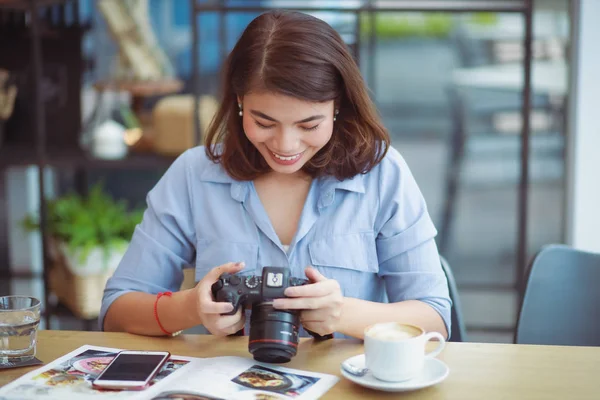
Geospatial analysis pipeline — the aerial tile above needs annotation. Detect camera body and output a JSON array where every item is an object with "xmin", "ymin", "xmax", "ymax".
[
  {"xmin": 211, "ymin": 267, "xmax": 312, "ymax": 364},
  {"xmin": 211, "ymin": 266, "xmax": 308, "ymax": 315}
]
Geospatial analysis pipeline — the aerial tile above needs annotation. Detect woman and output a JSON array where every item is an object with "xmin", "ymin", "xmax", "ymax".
[{"xmin": 101, "ymin": 10, "xmax": 451, "ymax": 340}]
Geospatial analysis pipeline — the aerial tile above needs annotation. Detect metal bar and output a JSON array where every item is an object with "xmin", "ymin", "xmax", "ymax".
[
  {"xmin": 29, "ymin": 0, "xmax": 51, "ymax": 329},
  {"xmin": 194, "ymin": 1, "xmax": 527, "ymax": 14},
  {"xmin": 0, "ymin": 171, "xmax": 10, "ymax": 283},
  {"xmin": 0, "ymin": 270, "xmax": 43, "ymax": 279},
  {"xmin": 219, "ymin": 0, "xmax": 227, "ymax": 65},
  {"xmin": 58, "ymin": 3, "xmax": 65, "ymax": 26},
  {"xmin": 191, "ymin": 0, "xmax": 201, "ymax": 146},
  {"xmin": 367, "ymin": 4, "xmax": 376, "ymax": 99},
  {"xmin": 353, "ymin": 9, "xmax": 361, "ymax": 67},
  {"xmin": 72, "ymin": 0, "xmax": 79, "ymax": 24},
  {"xmin": 42, "ymin": 5, "xmax": 50, "ymax": 25},
  {"xmin": 516, "ymin": 0, "xmax": 533, "ymax": 313}
]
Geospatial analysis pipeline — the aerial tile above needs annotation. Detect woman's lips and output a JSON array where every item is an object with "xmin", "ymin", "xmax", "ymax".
[{"xmin": 269, "ymin": 150, "xmax": 304, "ymax": 166}]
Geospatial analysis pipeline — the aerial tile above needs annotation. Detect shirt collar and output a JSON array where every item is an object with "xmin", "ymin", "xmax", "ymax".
[
  {"xmin": 199, "ymin": 161, "xmax": 250, "ymax": 202},
  {"xmin": 199, "ymin": 160, "xmax": 234, "ymax": 184},
  {"xmin": 318, "ymin": 174, "xmax": 366, "ymax": 208},
  {"xmin": 199, "ymin": 160, "xmax": 366, "ymax": 205}
]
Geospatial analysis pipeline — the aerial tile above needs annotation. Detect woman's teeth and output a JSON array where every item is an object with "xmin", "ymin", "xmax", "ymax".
[{"xmin": 272, "ymin": 152, "xmax": 301, "ymax": 161}]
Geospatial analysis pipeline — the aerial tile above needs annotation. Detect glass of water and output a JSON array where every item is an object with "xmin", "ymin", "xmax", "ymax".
[{"xmin": 0, "ymin": 296, "xmax": 41, "ymax": 364}]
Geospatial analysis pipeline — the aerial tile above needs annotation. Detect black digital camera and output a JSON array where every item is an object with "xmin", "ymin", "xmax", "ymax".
[{"xmin": 211, "ymin": 266, "xmax": 330, "ymax": 363}]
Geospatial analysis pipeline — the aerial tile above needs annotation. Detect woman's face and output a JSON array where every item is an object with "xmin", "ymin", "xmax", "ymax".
[{"xmin": 240, "ymin": 92, "xmax": 335, "ymax": 176}]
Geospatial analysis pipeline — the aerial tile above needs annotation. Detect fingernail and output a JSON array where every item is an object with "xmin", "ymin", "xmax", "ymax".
[
  {"xmin": 272, "ymin": 300, "xmax": 282, "ymax": 308},
  {"xmin": 235, "ymin": 261, "xmax": 245, "ymax": 268},
  {"xmin": 284, "ymin": 288, "xmax": 294, "ymax": 296},
  {"xmin": 226, "ymin": 304, "xmax": 234, "ymax": 311}
]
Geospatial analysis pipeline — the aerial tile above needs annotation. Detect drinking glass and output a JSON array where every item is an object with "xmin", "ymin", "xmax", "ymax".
[{"xmin": 0, "ymin": 296, "xmax": 41, "ymax": 364}]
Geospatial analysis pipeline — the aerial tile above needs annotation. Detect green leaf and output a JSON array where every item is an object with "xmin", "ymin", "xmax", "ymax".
[{"xmin": 21, "ymin": 182, "xmax": 144, "ymax": 270}]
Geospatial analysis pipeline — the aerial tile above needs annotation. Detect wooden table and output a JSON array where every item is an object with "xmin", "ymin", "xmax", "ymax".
[{"xmin": 2, "ymin": 330, "xmax": 599, "ymax": 399}]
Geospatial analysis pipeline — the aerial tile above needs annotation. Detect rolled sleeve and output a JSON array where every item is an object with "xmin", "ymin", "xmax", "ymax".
[
  {"xmin": 375, "ymin": 148, "xmax": 452, "ymax": 336},
  {"xmin": 379, "ymin": 239, "xmax": 452, "ymax": 337},
  {"xmin": 99, "ymin": 150, "xmax": 197, "ymax": 330}
]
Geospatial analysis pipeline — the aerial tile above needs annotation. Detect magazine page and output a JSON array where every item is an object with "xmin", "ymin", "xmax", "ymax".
[
  {"xmin": 0, "ymin": 345, "xmax": 193, "ymax": 400},
  {"xmin": 144, "ymin": 356, "xmax": 340, "ymax": 400},
  {"xmin": 0, "ymin": 345, "xmax": 339, "ymax": 400}
]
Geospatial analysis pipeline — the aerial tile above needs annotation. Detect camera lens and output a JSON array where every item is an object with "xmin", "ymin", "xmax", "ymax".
[{"xmin": 248, "ymin": 302, "xmax": 300, "ymax": 363}]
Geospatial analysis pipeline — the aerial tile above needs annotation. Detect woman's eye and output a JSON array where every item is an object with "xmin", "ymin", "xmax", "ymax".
[
  {"xmin": 301, "ymin": 125, "xmax": 320, "ymax": 132},
  {"xmin": 254, "ymin": 120, "xmax": 275, "ymax": 129}
]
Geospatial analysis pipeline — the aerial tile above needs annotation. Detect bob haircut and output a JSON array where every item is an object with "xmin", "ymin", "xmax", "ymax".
[{"xmin": 204, "ymin": 10, "xmax": 390, "ymax": 181}]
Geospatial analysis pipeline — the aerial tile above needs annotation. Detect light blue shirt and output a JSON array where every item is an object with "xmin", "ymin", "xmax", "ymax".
[{"xmin": 100, "ymin": 146, "xmax": 452, "ymax": 338}]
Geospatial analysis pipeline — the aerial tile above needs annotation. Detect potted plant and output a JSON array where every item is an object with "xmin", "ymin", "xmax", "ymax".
[{"xmin": 22, "ymin": 183, "xmax": 144, "ymax": 319}]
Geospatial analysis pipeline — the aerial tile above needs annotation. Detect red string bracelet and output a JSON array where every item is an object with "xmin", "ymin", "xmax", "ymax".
[{"xmin": 154, "ymin": 291, "xmax": 174, "ymax": 336}]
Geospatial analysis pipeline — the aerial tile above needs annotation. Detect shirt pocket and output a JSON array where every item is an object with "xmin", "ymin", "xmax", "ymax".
[
  {"xmin": 308, "ymin": 232, "xmax": 379, "ymax": 297},
  {"xmin": 195, "ymin": 239, "xmax": 259, "ymax": 282}
]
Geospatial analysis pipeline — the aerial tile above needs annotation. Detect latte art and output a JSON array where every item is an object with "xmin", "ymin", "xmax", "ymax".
[{"xmin": 366, "ymin": 323, "xmax": 421, "ymax": 341}]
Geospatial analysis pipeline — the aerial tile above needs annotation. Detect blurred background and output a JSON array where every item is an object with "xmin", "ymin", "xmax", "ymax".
[{"xmin": 0, "ymin": 0, "xmax": 585, "ymax": 343}]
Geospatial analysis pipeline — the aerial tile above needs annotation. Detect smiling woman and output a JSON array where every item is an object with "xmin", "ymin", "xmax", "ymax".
[
  {"xmin": 204, "ymin": 10, "xmax": 389, "ymax": 181},
  {"xmin": 241, "ymin": 92, "xmax": 334, "ymax": 173},
  {"xmin": 101, "ymin": 10, "xmax": 451, "ymax": 344}
]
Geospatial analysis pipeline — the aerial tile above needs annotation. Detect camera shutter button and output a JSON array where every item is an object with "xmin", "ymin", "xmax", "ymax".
[{"xmin": 245, "ymin": 276, "xmax": 259, "ymax": 288}]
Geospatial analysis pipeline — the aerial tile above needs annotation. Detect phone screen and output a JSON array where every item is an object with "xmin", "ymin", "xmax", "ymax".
[{"xmin": 96, "ymin": 354, "xmax": 167, "ymax": 382}]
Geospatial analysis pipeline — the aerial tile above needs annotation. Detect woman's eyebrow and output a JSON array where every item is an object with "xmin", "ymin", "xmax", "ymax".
[
  {"xmin": 295, "ymin": 115, "xmax": 325, "ymax": 124},
  {"xmin": 250, "ymin": 110, "xmax": 278, "ymax": 122},
  {"xmin": 249, "ymin": 110, "xmax": 325, "ymax": 124}
]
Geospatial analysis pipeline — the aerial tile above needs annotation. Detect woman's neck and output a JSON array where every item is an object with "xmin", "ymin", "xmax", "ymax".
[{"xmin": 256, "ymin": 170, "xmax": 312, "ymax": 186}]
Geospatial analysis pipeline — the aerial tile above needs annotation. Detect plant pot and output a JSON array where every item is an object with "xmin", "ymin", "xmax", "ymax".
[
  {"xmin": 48, "ymin": 260, "xmax": 115, "ymax": 320},
  {"xmin": 58, "ymin": 241, "xmax": 125, "ymax": 277},
  {"xmin": 47, "ymin": 238, "xmax": 126, "ymax": 319}
]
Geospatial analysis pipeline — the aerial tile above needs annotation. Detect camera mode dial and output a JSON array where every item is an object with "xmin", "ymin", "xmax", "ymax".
[{"xmin": 245, "ymin": 276, "xmax": 260, "ymax": 289}]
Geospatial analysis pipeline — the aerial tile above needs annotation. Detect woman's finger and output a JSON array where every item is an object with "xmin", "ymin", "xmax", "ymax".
[
  {"xmin": 215, "ymin": 309, "xmax": 244, "ymax": 330},
  {"xmin": 203, "ymin": 261, "xmax": 245, "ymax": 286},
  {"xmin": 272, "ymin": 295, "xmax": 324, "ymax": 310},
  {"xmin": 223, "ymin": 315, "xmax": 246, "ymax": 335},
  {"xmin": 299, "ymin": 309, "xmax": 326, "ymax": 323},
  {"xmin": 200, "ymin": 299, "xmax": 235, "ymax": 315},
  {"xmin": 284, "ymin": 279, "xmax": 337, "ymax": 298},
  {"xmin": 304, "ymin": 266, "xmax": 328, "ymax": 283}
]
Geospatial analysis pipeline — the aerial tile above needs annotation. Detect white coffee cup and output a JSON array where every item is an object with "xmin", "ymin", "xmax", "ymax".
[{"xmin": 364, "ymin": 322, "xmax": 446, "ymax": 382}]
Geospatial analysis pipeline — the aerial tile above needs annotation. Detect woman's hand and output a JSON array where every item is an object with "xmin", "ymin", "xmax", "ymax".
[
  {"xmin": 272, "ymin": 267, "xmax": 344, "ymax": 336},
  {"xmin": 191, "ymin": 261, "xmax": 246, "ymax": 337}
]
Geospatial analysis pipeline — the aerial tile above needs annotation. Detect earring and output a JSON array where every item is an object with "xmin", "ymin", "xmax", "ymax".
[
  {"xmin": 238, "ymin": 103, "xmax": 243, "ymax": 117},
  {"xmin": 333, "ymin": 109, "xmax": 339, "ymax": 121}
]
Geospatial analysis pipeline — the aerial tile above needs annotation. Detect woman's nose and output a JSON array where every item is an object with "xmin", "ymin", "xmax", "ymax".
[{"xmin": 273, "ymin": 128, "xmax": 299, "ymax": 152}]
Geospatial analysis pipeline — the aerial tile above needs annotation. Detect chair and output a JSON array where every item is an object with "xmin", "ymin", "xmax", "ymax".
[
  {"xmin": 515, "ymin": 244, "xmax": 600, "ymax": 346},
  {"xmin": 440, "ymin": 256, "xmax": 468, "ymax": 342}
]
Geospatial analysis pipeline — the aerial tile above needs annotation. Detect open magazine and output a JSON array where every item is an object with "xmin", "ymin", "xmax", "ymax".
[{"xmin": 0, "ymin": 345, "xmax": 339, "ymax": 400}]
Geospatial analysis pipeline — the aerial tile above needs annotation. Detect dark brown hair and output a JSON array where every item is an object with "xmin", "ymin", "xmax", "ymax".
[{"xmin": 204, "ymin": 10, "xmax": 390, "ymax": 181}]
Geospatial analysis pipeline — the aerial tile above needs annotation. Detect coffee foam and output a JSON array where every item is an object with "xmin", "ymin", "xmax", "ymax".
[{"xmin": 366, "ymin": 323, "xmax": 422, "ymax": 341}]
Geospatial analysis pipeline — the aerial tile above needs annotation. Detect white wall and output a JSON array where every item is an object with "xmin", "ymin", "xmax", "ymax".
[{"xmin": 565, "ymin": 0, "xmax": 600, "ymax": 252}]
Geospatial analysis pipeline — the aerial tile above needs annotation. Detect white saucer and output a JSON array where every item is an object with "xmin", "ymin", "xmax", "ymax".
[{"xmin": 340, "ymin": 354, "xmax": 449, "ymax": 392}]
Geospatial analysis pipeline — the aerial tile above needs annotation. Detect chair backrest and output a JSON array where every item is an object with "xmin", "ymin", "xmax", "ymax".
[
  {"xmin": 440, "ymin": 256, "xmax": 468, "ymax": 342},
  {"xmin": 515, "ymin": 244, "xmax": 600, "ymax": 346}
]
